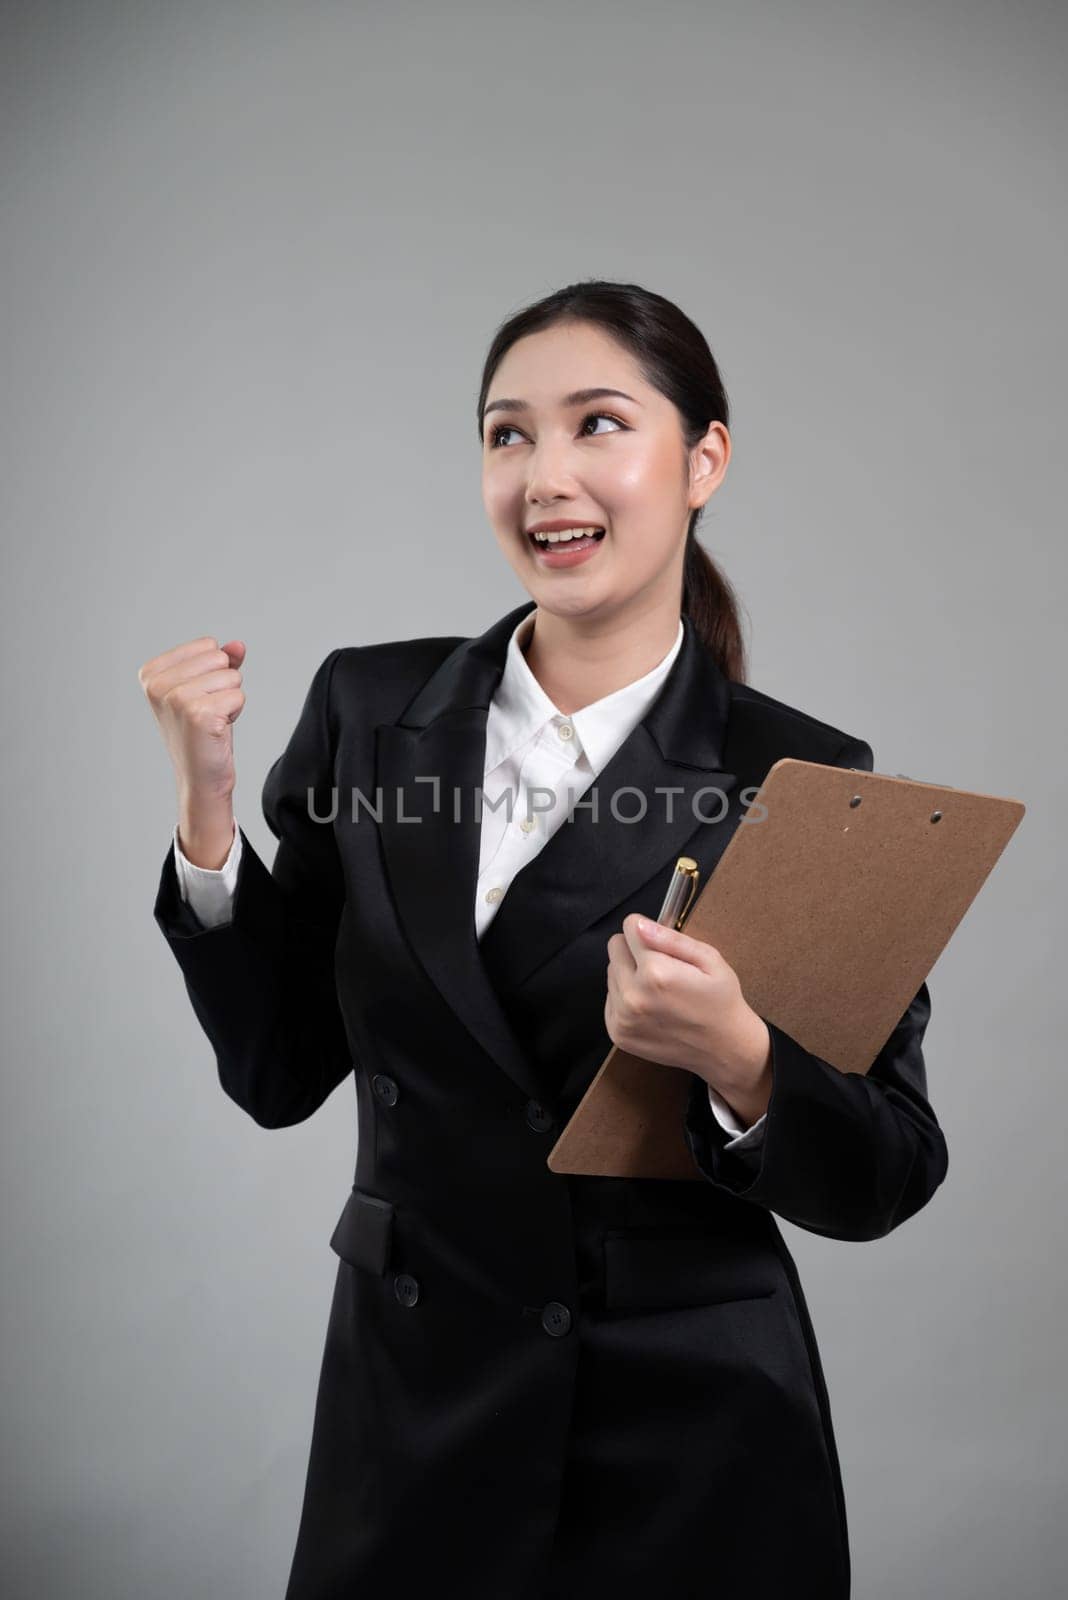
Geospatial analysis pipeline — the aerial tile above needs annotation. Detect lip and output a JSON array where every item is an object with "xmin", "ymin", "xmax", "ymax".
[
  {"xmin": 528, "ymin": 527, "xmax": 605, "ymax": 570},
  {"xmin": 525, "ymin": 518, "xmax": 605, "ymax": 534}
]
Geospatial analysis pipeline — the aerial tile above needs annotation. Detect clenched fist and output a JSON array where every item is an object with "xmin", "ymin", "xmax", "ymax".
[
  {"xmin": 138, "ymin": 635, "xmax": 246, "ymax": 798},
  {"xmin": 139, "ymin": 636, "xmax": 246, "ymax": 868}
]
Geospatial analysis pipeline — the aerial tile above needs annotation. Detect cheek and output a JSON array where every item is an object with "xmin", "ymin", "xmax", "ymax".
[
  {"xmin": 623, "ymin": 436, "xmax": 680, "ymax": 492},
  {"xmin": 603, "ymin": 440, "xmax": 681, "ymax": 516},
  {"xmin": 482, "ymin": 465, "xmax": 524, "ymax": 522}
]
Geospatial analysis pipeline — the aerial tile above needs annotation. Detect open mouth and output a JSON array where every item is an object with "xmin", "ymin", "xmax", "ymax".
[{"xmin": 527, "ymin": 527, "xmax": 606, "ymax": 549}]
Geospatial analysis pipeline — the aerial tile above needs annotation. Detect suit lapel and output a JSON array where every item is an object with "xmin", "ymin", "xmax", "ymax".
[
  {"xmin": 375, "ymin": 600, "xmax": 739, "ymax": 1105},
  {"xmin": 375, "ymin": 602, "xmax": 542, "ymax": 1102}
]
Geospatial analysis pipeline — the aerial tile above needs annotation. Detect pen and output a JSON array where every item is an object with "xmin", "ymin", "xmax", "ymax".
[{"xmin": 654, "ymin": 855, "xmax": 700, "ymax": 932}]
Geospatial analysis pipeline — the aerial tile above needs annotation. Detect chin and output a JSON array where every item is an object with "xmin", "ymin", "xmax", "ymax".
[{"xmin": 534, "ymin": 590, "xmax": 615, "ymax": 622}]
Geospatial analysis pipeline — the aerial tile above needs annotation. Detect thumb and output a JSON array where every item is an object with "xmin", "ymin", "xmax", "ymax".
[
  {"xmin": 634, "ymin": 914, "xmax": 716, "ymax": 972},
  {"xmin": 221, "ymin": 639, "xmax": 246, "ymax": 668}
]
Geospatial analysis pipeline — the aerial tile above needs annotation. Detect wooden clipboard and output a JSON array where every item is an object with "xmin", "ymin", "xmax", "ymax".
[{"xmin": 547, "ymin": 758, "xmax": 1026, "ymax": 1180}]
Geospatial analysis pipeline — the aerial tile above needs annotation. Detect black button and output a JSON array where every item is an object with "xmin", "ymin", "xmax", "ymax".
[
  {"xmin": 524, "ymin": 1099, "xmax": 555, "ymax": 1133},
  {"xmin": 541, "ymin": 1301, "xmax": 571, "ymax": 1337},
  {"xmin": 394, "ymin": 1273, "xmax": 420, "ymax": 1307},
  {"xmin": 373, "ymin": 1074, "xmax": 399, "ymax": 1106}
]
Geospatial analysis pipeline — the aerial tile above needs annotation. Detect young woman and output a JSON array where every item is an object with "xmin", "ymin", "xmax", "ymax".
[{"xmin": 141, "ymin": 280, "xmax": 948, "ymax": 1598}]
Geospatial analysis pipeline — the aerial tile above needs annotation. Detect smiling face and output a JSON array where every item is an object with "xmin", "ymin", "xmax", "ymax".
[{"xmin": 480, "ymin": 319, "xmax": 729, "ymax": 629}]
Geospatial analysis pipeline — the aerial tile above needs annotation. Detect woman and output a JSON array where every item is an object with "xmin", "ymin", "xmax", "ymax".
[{"xmin": 141, "ymin": 280, "xmax": 948, "ymax": 1598}]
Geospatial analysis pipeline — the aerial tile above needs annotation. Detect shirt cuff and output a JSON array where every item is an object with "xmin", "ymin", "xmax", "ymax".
[
  {"xmin": 172, "ymin": 817, "xmax": 241, "ymax": 929},
  {"xmin": 706, "ymin": 1081, "xmax": 768, "ymax": 1152}
]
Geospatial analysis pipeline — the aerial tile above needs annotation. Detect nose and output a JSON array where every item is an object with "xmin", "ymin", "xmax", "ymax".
[{"xmin": 524, "ymin": 434, "xmax": 582, "ymax": 509}]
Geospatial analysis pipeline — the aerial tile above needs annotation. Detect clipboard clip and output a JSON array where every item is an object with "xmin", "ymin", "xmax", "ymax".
[{"xmin": 654, "ymin": 856, "xmax": 700, "ymax": 931}]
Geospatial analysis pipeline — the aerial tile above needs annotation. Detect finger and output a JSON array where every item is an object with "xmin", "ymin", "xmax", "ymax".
[
  {"xmin": 140, "ymin": 637, "xmax": 221, "ymax": 682},
  {"xmin": 606, "ymin": 930, "xmax": 636, "ymax": 976},
  {"xmin": 630, "ymin": 913, "xmax": 719, "ymax": 975},
  {"xmin": 620, "ymin": 912, "xmax": 666, "ymax": 968}
]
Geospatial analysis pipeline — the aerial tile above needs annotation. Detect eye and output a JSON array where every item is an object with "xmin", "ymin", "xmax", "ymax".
[{"xmin": 488, "ymin": 411, "xmax": 627, "ymax": 449}]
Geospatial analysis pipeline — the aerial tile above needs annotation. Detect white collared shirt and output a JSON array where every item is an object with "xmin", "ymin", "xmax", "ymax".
[
  {"xmin": 171, "ymin": 612, "xmax": 766, "ymax": 1149},
  {"xmin": 476, "ymin": 609, "xmax": 681, "ymax": 940}
]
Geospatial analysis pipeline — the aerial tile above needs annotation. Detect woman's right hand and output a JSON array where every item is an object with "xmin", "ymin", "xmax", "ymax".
[{"xmin": 138, "ymin": 636, "xmax": 247, "ymax": 801}]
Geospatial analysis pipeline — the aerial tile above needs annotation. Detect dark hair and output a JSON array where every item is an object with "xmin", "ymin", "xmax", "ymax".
[{"xmin": 475, "ymin": 278, "xmax": 749, "ymax": 684}]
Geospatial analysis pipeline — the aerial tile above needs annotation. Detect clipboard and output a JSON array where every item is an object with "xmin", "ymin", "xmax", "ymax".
[{"xmin": 547, "ymin": 758, "xmax": 1026, "ymax": 1180}]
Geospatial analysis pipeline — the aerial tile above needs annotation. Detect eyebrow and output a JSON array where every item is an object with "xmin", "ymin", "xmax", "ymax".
[{"xmin": 482, "ymin": 386, "xmax": 641, "ymax": 420}]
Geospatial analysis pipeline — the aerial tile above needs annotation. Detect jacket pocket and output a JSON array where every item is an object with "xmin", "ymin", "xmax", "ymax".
[
  {"xmin": 329, "ymin": 1186, "xmax": 395, "ymax": 1275},
  {"xmin": 603, "ymin": 1228, "xmax": 780, "ymax": 1312}
]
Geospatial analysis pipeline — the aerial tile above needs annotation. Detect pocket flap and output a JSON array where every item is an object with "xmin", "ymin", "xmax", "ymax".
[
  {"xmin": 603, "ymin": 1230, "xmax": 780, "ymax": 1311},
  {"xmin": 329, "ymin": 1186, "xmax": 395, "ymax": 1275}
]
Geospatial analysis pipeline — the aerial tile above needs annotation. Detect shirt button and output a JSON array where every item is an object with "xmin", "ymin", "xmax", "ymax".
[
  {"xmin": 484, "ymin": 886, "xmax": 504, "ymax": 904},
  {"xmin": 519, "ymin": 817, "xmax": 536, "ymax": 833},
  {"xmin": 557, "ymin": 723, "xmax": 574, "ymax": 741}
]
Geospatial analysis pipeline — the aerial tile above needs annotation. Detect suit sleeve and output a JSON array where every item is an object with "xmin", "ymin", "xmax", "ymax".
[
  {"xmin": 683, "ymin": 736, "xmax": 950, "ymax": 1241},
  {"xmin": 153, "ymin": 647, "xmax": 353, "ymax": 1129}
]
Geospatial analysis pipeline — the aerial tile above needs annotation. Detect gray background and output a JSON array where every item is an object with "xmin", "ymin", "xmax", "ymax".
[{"xmin": 3, "ymin": 1, "xmax": 1065, "ymax": 1594}]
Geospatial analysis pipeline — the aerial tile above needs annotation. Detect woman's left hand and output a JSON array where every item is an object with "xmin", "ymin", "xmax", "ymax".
[{"xmin": 605, "ymin": 913, "xmax": 773, "ymax": 1116}]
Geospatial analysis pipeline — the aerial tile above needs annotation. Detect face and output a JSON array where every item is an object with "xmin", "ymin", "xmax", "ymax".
[{"xmin": 481, "ymin": 320, "xmax": 729, "ymax": 626}]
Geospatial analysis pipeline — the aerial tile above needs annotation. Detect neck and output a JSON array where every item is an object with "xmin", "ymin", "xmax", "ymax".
[{"xmin": 521, "ymin": 602, "xmax": 681, "ymax": 716}]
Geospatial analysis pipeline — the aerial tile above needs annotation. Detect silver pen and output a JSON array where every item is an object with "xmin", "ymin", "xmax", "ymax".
[{"xmin": 654, "ymin": 855, "xmax": 700, "ymax": 931}]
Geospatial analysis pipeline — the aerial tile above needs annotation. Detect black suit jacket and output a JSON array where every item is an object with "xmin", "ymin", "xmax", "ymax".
[{"xmin": 154, "ymin": 598, "xmax": 948, "ymax": 1598}]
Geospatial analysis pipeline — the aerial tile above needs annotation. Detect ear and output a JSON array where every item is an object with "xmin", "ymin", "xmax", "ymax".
[{"xmin": 688, "ymin": 419, "xmax": 731, "ymax": 510}]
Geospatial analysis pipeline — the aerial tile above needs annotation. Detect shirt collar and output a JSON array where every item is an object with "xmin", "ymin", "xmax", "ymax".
[{"xmin": 483, "ymin": 610, "xmax": 685, "ymax": 776}]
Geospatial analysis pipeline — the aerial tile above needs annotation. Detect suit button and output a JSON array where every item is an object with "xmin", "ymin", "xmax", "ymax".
[
  {"xmin": 541, "ymin": 1301, "xmax": 572, "ymax": 1337},
  {"xmin": 373, "ymin": 1074, "xmax": 399, "ymax": 1106},
  {"xmin": 394, "ymin": 1273, "xmax": 420, "ymax": 1307},
  {"xmin": 524, "ymin": 1099, "xmax": 555, "ymax": 1133}
]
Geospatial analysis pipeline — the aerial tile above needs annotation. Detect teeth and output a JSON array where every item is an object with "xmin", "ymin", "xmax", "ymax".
[{"xmin": 531, "ymin": 527, "xmax": 604, "ymax": 543}]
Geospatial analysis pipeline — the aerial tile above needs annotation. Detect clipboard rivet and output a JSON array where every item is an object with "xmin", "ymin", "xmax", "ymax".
[
  {"xmin": 930, "ymin": 810, "xmax": 943, "ymax": 823},
  {"xmin": 849, "ymin": 795, "xmax": 862, "ymax": 808}
]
